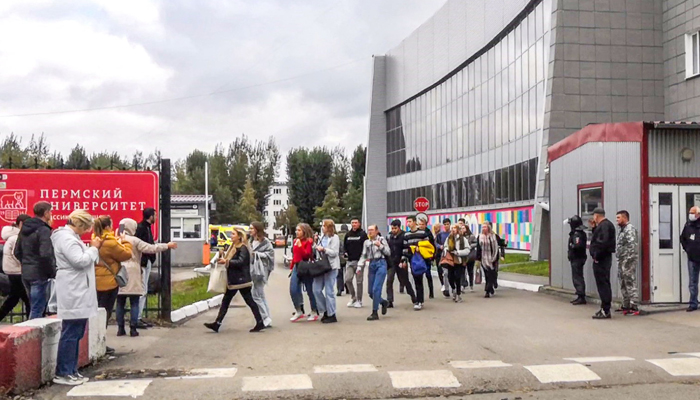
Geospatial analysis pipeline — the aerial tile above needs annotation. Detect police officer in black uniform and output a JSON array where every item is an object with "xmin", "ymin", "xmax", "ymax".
[
  {"xmin": 567, "ymin": 215, "xmax": 588, "ymax": 305},
  {"xmin": 589, "ymin": 208, "xmax": 616, "ymax": 319}
]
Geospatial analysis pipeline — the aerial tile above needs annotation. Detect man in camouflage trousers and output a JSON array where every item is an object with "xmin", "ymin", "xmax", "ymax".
[{"xmin": 615, "ymin": 210, "xmax": 639, "ymax": 314}]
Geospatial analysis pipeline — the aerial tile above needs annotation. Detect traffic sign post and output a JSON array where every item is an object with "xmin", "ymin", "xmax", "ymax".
[{"xmin": 414, "ymin": 196, "xmax": 430, "ymax": 213}]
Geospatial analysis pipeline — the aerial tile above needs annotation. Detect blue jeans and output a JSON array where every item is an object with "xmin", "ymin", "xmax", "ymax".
[
  {"xmin": 368, "ymin": 259, "xmax": 388, "ymax": 312},
  {"xmin": 116, "ymin": 295, "xmax": 140, "ymax": 329},
  {"xmin": 290, "ymin": 267, "xmax": 317, "ymax": 313},
  {"xmin": 25, "ymin": 279, "xmax": 50, "ymax": 320},
  {"xmin": 55, "ymin": 318, "xmax": 87, "ymax": 377},
  {"xmin": 312, "ymin": 269, "xmax": 337, "ymax": 316},
  {"xmin": 139, "ymin": 259, "xmax": 152, "ymax": 318},
  {"xmin": 689, "ymin": 259, "xmax": 700, "ymax": 309}
]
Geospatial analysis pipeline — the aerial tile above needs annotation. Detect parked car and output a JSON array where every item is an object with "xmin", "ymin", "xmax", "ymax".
[{"xmin": 274, "ymin": 234, "xmax": 287, "ymax": 248}]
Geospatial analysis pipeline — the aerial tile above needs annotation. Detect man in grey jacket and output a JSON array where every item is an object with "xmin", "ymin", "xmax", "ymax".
[{"xmin": 358, "ymin": 225, "xmax": 391, "ymax": 321}]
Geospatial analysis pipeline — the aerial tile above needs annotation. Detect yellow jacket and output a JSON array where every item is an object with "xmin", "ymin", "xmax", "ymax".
[
  {"xmin": 95, "ymin": 230, "xmax": 133, "ymax": 292},
  {"xmin": 410, "ymin": 240, "xmax": 435, "ymax": 259}
]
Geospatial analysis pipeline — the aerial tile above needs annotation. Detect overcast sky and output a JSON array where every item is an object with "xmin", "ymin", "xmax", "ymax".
[{"xmin": 0, "ymin": 0, "xmax": 445, "ymax": 166}]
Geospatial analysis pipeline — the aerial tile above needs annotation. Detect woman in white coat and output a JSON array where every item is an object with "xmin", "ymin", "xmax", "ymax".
[
  {"xmin": 117, "ymin": 218, "xmax": 176, "ymax": 337},
  {"xmin": 313, "ymin": 219, "xmax": 340, "ymax": 324},
  {"xmin": 51, "ymin": 210, "xmax": 102, "ymax": 386}
]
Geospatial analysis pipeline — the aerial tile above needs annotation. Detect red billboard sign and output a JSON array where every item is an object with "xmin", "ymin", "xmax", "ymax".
[
  {"xmin": 0, "ymin": 170, "xmax": 159, "ymax": 240},
  {"xmin": 414, "ymin": 197, "xmax": 430, "ymax": 213}
]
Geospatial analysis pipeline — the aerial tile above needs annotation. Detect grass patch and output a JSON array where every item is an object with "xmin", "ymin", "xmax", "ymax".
[
  {"xmin": 503, "ymin": 253, "xmax": 530, "ymax": 264},
  {"xmin": 147, "ymin": 275, "xmax": 216, "ymax": 311},
  {"xmin": 499, "ymin": 261, "xmax": 549, "ymax": 277}
]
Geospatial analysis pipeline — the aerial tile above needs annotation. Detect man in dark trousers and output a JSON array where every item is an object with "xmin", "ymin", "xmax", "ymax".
[
  {"xmin": 135, "ymin": 208, "xmax": 157, "ymax": 328},
  {"xmin": 589, "ymin": 208, "xmax": 616, "ymax": 319},
  {"xmin": 343, "ymin": 218, "xmax": 368, "ymax": 308},
  {"xmin": 402, "ymin": 216, "xmax": 432, "ymax": 310},
  {"xmin": 681, "ymin": 206, "xmax": 700, "ymax": 312},
  {"xmin": 567, "ymin": 215, "xmax": 588, "ymax": 305},
  {"xmin": 15, "ymin": 201, "xmax": 56, "ymax": 319},
  {"xmin": 387, "ymin": 219, "xmax": 416, "ymax": 308}
]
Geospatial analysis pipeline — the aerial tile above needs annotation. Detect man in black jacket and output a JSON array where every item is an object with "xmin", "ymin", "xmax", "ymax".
[
  {"xmin": 343, "ymin": 218, "xmax": 368, "ymax": 308},
  {"xmin": 681, "ymin": 206, "xmax": 700, "ymax": 312},
  {"xmin": 15, "ymin": 201, "xmax": 55, "ymax": 320},
  {"xmin": 386, "ymin": 219, "xmax": 416, "ymax": 307},
  {"xmin": 567, "ymin": 215, "xmax": 588, "ymax": 305},
  {"xmin": 589, "ymin": 208, "xmax": 616, "ymax": 319},
  {"xmin": 402, "ymin": 215, "xmax": 432, "ymax": 310},
  {"xmin": 135, "ymin": 208, "xmax": 156, "ymax": 327}
]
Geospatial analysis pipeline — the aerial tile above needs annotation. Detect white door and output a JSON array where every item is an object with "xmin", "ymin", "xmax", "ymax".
[
  {"xmin": 650, "ymin": 185, "xmax": 681, "ymax": 303},
  {"xmin": 650, "ymin": 185, "xmax": 700, "ymax": 303}
]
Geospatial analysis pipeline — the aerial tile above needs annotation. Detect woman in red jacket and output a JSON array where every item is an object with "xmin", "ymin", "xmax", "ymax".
[{"xmin": 289, "ymin": 223, "xmax": 319, "ymax": 322}]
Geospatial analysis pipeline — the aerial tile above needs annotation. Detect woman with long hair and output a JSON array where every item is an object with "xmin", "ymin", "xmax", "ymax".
[
  {"xmin": 204, "ymin": 228, "xmax": 264, "ymax": 333},
  {"xmin": 313, "ymin": 219, "xmax": 340, "ymax": 324},
  {"xmin": 0, "ymin": 214, "xmax": 32, "ymax": 320},
  {"xmin": 94, "ymin": 216, "xmax": 132, "ymax": 355},
  {"xmin": 51, "ymin": 210, "xmax": 102, "ymax": 386},
  {"xmin": 461, "ymin": 224, "xmax": 478, "ymax": 292},
  {"xmin": 476, "ymin": 222, "xmax": 502, "ymax": 298},
  {"xmin": 289, "ymin": 223, "xmax": 318, "ymax": 322},
  {"xmin": 250, "ymin": 221, "xmax": 274, "ymax": 328},
  {"xmin": 446, "ymin": 224, "xmax": 470, "ymax": 303}
]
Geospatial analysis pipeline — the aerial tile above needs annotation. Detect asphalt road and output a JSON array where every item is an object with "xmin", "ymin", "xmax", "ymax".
[{"xmin": 33, "ymin": 249, "xmax": 700, "ymax": 399}]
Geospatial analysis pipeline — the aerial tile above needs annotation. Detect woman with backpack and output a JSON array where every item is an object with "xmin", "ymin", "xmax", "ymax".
[
  {"xmin": 204, "ymin": 228, "xmax": 264, "ymax": 333},
  {"xmin": 249, "ymin": 221, "xmax": 274, "ymax": 328},
  {"xmin": 476, "ymin": 221, "xmax": 505, "ymax": 298}
]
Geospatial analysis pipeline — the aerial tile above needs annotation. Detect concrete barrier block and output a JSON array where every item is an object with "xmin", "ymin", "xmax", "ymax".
[
  {"xmin": 171, "ymin": 309, "xmax": 186, "ymax": 323},
  {"xmin": 16, "ymin": 318, "xmax": 62, "ymax": 384},
  {"xmin": 194, "ymin": 301, "xmax": 209, "ymax": 313},
  {"xmin": 183, "ymin": 305, "xmax": 198, "ymax": 317},
  {"xmin": 88, "ymin": 308, "xmax": 107, "ymax": 361},
  {"xmin": 0, "ymin": 326, "xmax": 42, "ymax": 394},
  {"xmin": 207, "ymin": 295, "xmax": 223, "ymax": 308}
]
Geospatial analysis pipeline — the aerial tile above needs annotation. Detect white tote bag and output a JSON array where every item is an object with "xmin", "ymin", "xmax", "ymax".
[{"xmin": 207, "ymin": 263, "xmax": 228, "ymax": 294}]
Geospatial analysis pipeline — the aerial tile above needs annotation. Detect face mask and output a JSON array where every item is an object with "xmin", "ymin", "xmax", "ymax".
[{"xmin": 691, "ymin": 214, "xmax": 698, "ymax": 222}]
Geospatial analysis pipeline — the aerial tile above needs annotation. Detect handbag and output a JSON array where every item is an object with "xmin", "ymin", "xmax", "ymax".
[
  {"xmin": 467, "ymin": 247, "xmax": 477, "ymax": 262},
  {"xmin": 207, "ymin": 263, "xmax": 228, "ymax": 293},
  {"xmin": 101, "ymin": 258, "xmax": 128, "ymax": 288},
  {"xmin": 251, "ymin": 253, "xmax": 267, "ymax": 281},
  {"xmin": 475, "ymin": 263, "xmax": 483, "ymax": 285},
  {"xmin": 296, "ymin": 251, "xmax": 332, "ymax": 278},
  {"xmin": 410, "ymin": 252, "xmax": 428, "ymax": 275}
]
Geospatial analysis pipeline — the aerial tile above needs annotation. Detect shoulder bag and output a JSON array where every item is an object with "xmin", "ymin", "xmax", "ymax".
[
  {"xmin": 296, "ymin": 250, "xmax": 332, "ymax": 278},
  {"xmin": 101, "ymin": 258, "xmax": 128, "ymax": 288}
]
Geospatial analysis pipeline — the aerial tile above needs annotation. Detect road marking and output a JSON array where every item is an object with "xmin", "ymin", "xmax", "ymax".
[
  {"xmin": 313, "ymin": 364, "xmax": 378, "ymax": 373},
  {"xmin": 563, "ymin": 356, "xmax": 635, "ymax": 363},
  {"xmin": 450, "ymin": 360, "xmax": 512, "ymax": 369},
  {"xmin": 680, "ymin": 353, "xmax": 700, "ymax": 358},
  {"xmin": 165, "ymin": 368, "xmax": 238, "ymax": 380},
  {"xmin": 525, "ymin": 364, "xmax": 601, "ymax": 383},
  {"xmin": 242, "ymin": 374, "xmax": 313, "ymax": 392},
  {"xmin": 388, "ymin": 370, "xmax": 460, "ymax": 389},
  {"xmin": 67, "ymin": 380, "xmax": 152, "ymax": 397},
  {"xmin": 647, "ymin": 358, "xmax": 700, "ymax": 376}
]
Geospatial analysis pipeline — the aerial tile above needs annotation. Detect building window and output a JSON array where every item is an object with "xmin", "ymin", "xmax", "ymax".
[
  {"xmin": 274, "ymin": 188, "xmax": 282, "ymax": 195},
  {"xmin": 263, "ymin": 211, "xmax": 268, "ymax": 217},
  {"xmin": 171, "ymin": 217, "xmax": 203, "ymax": 240},
  {"xmin": 274, "ymin": 200, "xmax": 281, "ymax": 205},
  {"xmin": 274, "ymin": 211, "xmax": 280, "ymax": 216},
  {"xmin": 658, "ymin": 192, "xmax": 674, "ymax": 249},
  {"xmin": 686, "ymin": 31, "xmax": 700, "ymax": 79},
  {"xmin": 578, "ymin": 184, "xmax": 603, "ymax": 240}
]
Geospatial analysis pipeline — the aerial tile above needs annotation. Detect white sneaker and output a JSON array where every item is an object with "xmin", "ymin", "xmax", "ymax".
[
  {"xmin": 354, "ymin": 301, "xmax": 363, "ymax": 308},
  {"xmin": 263, "ymin": 317, "xmax": 272, "ymax": 327},
  {"xmin": 441, "ymin": 284, "xmax": 446, "ymax": 292},
  {"xmin": 470, "ymin": 287, "xmax": 474, "ymax": 292},
  {"xmin": 413, "ymin": 303, "xmax": 422, "ymax": 310},
  {"xmin": 290, "ymin": 313, "xmax": 306, "ymax": 322},
  {"xmin": 307, "ymin": 314, "xmax": 319, "ymax": 322},
  {"xmin": 75, "ymin": 373, "xmax": 89, "ymax": 383},
  {"xmin": 347, "ymin": 300, "xmax": 356, "ymax": 307},
  {"xmin": 53, "ymin": 375, "xmax": 84, "ymax": 386}
]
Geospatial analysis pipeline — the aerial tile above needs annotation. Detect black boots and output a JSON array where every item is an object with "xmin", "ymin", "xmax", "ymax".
[
  {"xmin": 250, "ymin": 322, "xmax": 265, "ymax": 333},
  {"xmin": 572, "ymin": 297, "xmax": 587, "ymax": 305},
  {"xmin": 321, "ymin": 314, "xmax": 337, "ymax": 324},
  {"xmin": 367, "ymin": 312, "xmax": 379, "ymax": 321},
  {"xmin": 204, "ymin": 322, "xmax": 221, "ymax": 333},
  {"xmin": 381, "ymin": 300, "xmax": 389, "ymax": 316},
  {"xmin": 130, "ymin": 327, "xmax": 139, "ymax": 337},
  {"xmin": 117, "ymin": 326, "xmax": 139, "ymax": 337},
  {"xmin": 117, "ymin": 327, "xmax": 126, "ymax": 337}
]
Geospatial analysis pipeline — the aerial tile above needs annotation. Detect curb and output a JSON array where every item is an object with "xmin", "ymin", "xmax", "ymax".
[
  {"xmin": 171, "ymin": 294, "xmax": 224, "ymax": 323},
  {"xmin": 497, "ymin": 280, "xmax": 543, "ymax": 292}
]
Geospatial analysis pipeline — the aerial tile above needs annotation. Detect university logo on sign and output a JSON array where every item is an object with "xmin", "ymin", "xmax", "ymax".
[{"xmin": 0, "ymin": 190, "xmax": 28, "ymax": 224}]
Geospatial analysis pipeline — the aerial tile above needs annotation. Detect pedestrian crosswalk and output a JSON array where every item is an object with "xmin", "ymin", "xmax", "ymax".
[{"xmin": 66, "ymin": 355, "xmax": 700, "ymax": 397}]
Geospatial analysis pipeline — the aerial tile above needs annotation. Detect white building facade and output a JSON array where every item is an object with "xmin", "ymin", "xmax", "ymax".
[{"xmin": 263, "ymin": 182, "xmax": 289, "ymax": 238}]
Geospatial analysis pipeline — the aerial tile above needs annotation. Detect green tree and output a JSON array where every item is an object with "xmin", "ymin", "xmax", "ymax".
[
  {"xmin": 342, "ymin": 184, "xmax": 363, "ymax": 221},
  {"xmin": 25, "ymin": 133, "xmax": 50, "ymax": 168},
  {"xmin": 287, "ymin": 147, "xmax": 333, "ymax": 224},
  {"xmin": 330, "ymin": 146, "xmax": 349, "ymax": 207},
  {"xmin": 248, "ymin": 137, "xmax": 281, "ymax": 214},
  {"xmin": 47, "ymin": 150, "xmax": 64, "ymax": 169},
  {"xmin": 275, "ymin": 204, "xmax": 300, "ymax": 236},
  {"xmin": 314, "ymin": 185, "xmax": 345, "ymax": 226},
  {"xmin": 235, "ymin": 179, "xmax": 262, "ymax": 224},
  {"xmin": 350, "ymin": 144, "xmax": 367, "ymax": 189},
  {"xmin": 0, "ymin": 133, "xmax": 27, "ymax": 168},
  {"xmin": 65, "ymin": 145, "xmax": 89, "ymax": 170},
  {"xmin": 90, "ymin": 151, "xmax": 127, "ymax": 170},
  {"xmin": 226, "ymin": 137, "xmax": 250, "ymax": 204},
  {"xmin": 132, "ymin": 151, "xmax": 144, "ymax": 170}
]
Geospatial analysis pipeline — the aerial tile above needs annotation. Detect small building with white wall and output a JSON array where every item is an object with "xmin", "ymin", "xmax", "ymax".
[
  {"xmin": 170, "ymin": 194, "xmax": 213, "ymax": 267},
  {"xmin": 263, "ymin": 182, "xmax": 288, "ymax": 238}
]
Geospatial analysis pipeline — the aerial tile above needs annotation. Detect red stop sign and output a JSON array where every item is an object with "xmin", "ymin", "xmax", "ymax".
[{"xmin": 414, "ymin": 197, "xmax": 430, "ymax": 213}]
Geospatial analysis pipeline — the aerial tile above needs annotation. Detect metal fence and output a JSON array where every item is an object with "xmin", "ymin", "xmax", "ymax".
[{"xmin": 0, "ymin": 159, "xmax": 172, "ymax": 323}]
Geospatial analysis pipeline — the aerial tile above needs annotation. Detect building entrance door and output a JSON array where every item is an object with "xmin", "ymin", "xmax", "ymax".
[{"xmin": 650, "ymin": 185, "xmax": 700, "ymax": 303}]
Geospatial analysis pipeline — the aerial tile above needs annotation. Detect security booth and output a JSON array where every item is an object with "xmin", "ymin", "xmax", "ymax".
[
  {"xmin": 170, "ymin": 194, "xmax": 214, "ymax": 267},
  {"xmin": 548, "ymin": 121, "xmax": 700, "ymax": 304}
]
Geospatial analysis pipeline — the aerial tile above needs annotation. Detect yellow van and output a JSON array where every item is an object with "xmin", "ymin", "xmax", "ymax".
[{"xmin": 209, "ymin": 224, "xmax": 250, "ymax": 248}]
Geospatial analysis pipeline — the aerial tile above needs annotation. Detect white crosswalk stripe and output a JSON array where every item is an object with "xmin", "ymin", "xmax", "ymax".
[
  {"xmin": 165, "ymin": 368, "xmax": 238, "ymax": 380},
  {"xmin": 647, "ymin": 358, "xmax": 700, "ymax": 376},
  {"xmin": 525, "ymin": 364, "xmax": 601, "ymax": 383},
  {"xmin": 450, "ymin": 360, "xmax": 512, "ymax": 369},
  {"xmin": 680, "ymin": 353, "xmax": 700, "ymax": 358},
  {"xmin": 388, "ymin": 370, "xmax": 460, "ymax": 389},
  {"xmin": 564, "ymin": 356, "xmax": 635, "ymax": 363},
  {"xmin": 313, "ymin": 364, "xmax": 378, "ymax": 373},
  {"xmin": 241, "ymin": 374, "xmax": 313, "ymax": 392},
  {"xmin": 67, "ymin": 380, "xmax": 152, "ymax": 397}
]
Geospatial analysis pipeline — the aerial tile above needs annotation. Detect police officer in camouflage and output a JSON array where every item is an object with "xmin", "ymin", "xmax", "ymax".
[
  {"xmin": 615, "ymin": 210, "xmax": 639, "ymax": 314},
  {"xmin": 567, "ymin": 215, "xmax": 588, "ymax": 305}
]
